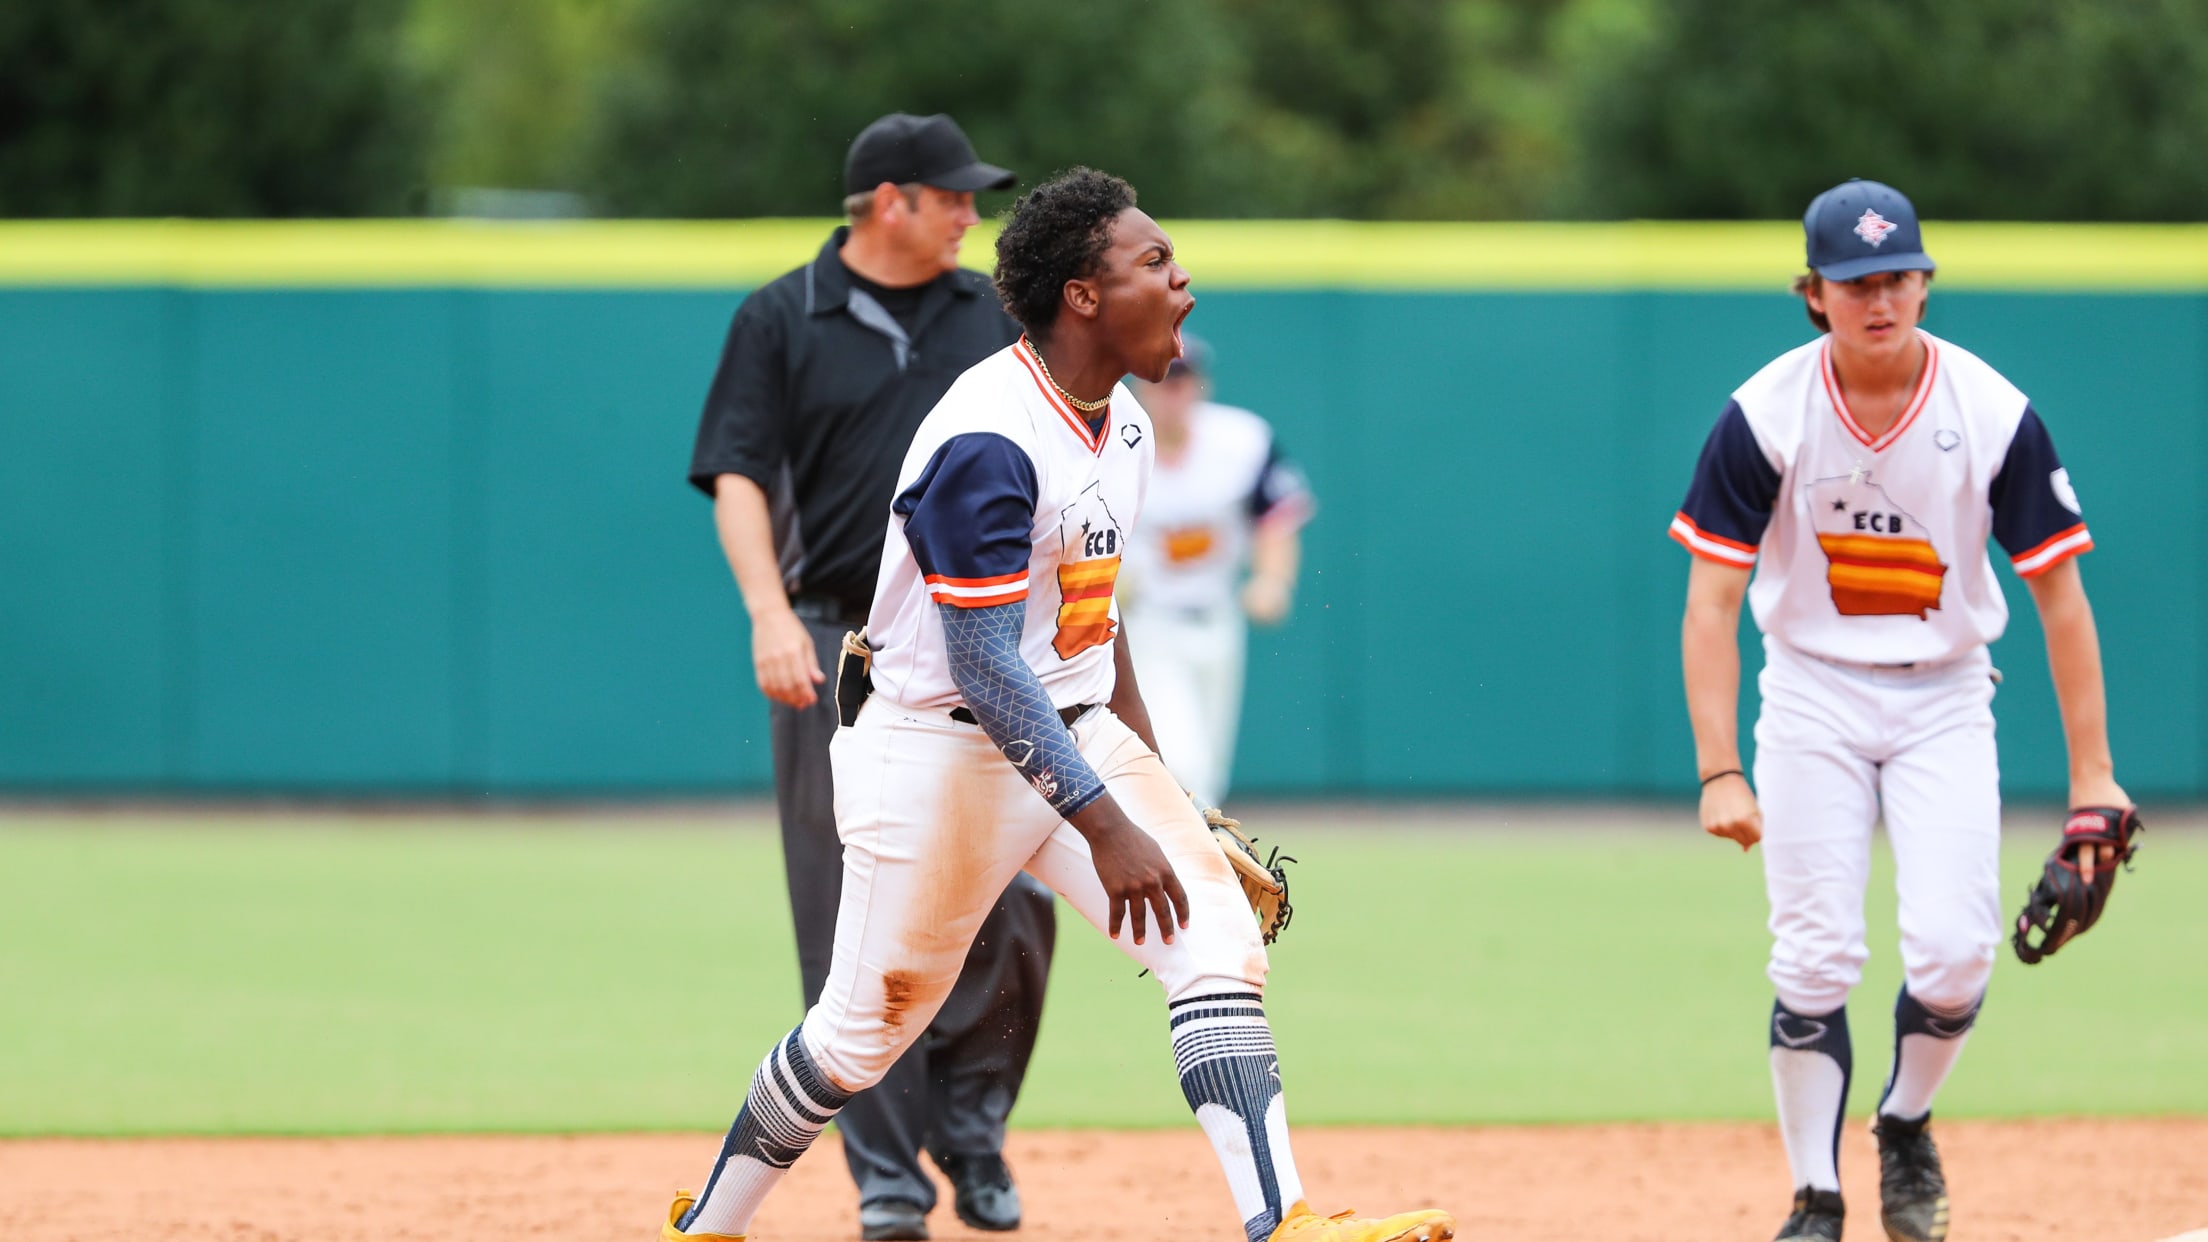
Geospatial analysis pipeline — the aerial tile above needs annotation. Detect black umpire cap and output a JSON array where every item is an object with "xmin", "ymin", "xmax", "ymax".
[{"xmin": 844, "ymin": 113, "xmax": 1015, "ymax": 195}]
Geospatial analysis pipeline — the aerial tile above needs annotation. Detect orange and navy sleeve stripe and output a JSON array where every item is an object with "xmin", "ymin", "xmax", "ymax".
[
  {"xmin": 1991, "ymin": 406, "xmax": 2092, "ymax": 578},
  {"xmin": 1670, "ymin": 400, "xmax": 1779, "ymax": 567},
  {"xmin": 923, "ymin": 571, "xmax": 1028, "ymax": 607},
  {"xmin": 894, "ymin": 432, "xmax": 1038, "ymax": 608}
]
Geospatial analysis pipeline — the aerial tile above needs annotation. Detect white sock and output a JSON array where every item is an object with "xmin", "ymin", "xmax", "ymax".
[
  {"xmin": 1878, "ymin": 987, "xmax": 1980, "ymax": 1121},
  {"xmin": 682, "ymin": 1029, "xmax": 850, "ymax": 1236},
  {"xmin": 1172, "ymin": 993, "xmax": 1305, "ymax": 1242},
  {"xmin": 1769, "ymin": 999, "xmax": 1851, "ymax": 1193}
]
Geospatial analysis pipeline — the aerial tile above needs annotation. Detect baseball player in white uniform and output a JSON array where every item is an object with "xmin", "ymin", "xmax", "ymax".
[
  {"xmin": 1124, "ymin": 336, "xmax": 1315, "ymax": 806},
  {"xmin": 1672, "ymin": 180, "xmax": 2129, "ymax": 1242},
  {"xmin": 660, "ymin": 169, "xmax": 1453, "ymax": 1242}
]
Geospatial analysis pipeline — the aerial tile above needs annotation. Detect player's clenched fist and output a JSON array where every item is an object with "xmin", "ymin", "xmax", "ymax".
[
  {"xmin": 1700, "ymin": 770, "xmax": 1763, "ymax": 851},
  {"xmin": 1071, "ymin": 799, "xmax": 1190, "ymax": 945},
  {"xmin": 751, "ymin": 606, "xmax": 827, "ymax": 708}
]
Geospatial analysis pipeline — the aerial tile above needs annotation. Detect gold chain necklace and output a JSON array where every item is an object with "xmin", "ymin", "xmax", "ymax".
[{"xmin": 1028, "ymin": 342, "xmax": 1111, "ymax": 413}]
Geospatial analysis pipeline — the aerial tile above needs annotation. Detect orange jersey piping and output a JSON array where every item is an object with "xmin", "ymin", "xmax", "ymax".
[
  {"xmin": 1669, "ymin": 511, "xmax": 1759, "ymax": 566},
  {"xmin": 2010, "ymin": 522, "xmax": 2094, "ymax": 577},
  {"xmin": 1014, "ymin": 337, "xmax": 1107, "ymax": 455},
  {"xmin": 925, "ymin": 571, "xmax": 1030, "ymax": 608},
  {"xmin": 1821, "ymin": 331, "xmax": 1940, "ymax": 453}
]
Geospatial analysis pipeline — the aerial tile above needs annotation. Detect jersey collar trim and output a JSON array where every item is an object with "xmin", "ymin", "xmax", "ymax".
[
  {"xmin": 1821, "ymin": 330, "xmax": 1939, "ymax": 453},
  {"xmin": 1015, "ymin": 336, "xmax": 1108, "ymax": 455}
]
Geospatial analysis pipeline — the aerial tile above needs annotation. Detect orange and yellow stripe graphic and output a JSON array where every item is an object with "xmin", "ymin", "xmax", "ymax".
[
  {"xmin": 1054, "ymin": 556, "xmax": 1121, "ymax": 659},
  {"xmin": 1816, "ymin": 534, "xmax": 1947, "ymax": 618}
]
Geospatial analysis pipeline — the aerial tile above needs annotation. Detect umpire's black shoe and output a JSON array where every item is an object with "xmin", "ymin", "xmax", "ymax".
[
  {"xmin": 1873, "ymin": 1112, "xmax": 1951, "ymax": 1241},
  {"xmin": 1773, "ymin": 1186, "xmax": 1845, "ymax": 1241},
  {"xmin": 858, "ymin": 1198, "xmax": 929, "ymax": 1241},
  {"xmin": 932, "ymin": 1151, "xmax": 1021, "ymax": 1231}
]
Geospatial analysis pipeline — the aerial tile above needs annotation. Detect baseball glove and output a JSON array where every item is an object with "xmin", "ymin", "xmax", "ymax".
[
  {"xmin": 1203, "ymin": 807, "xmax": 1294, "ymax": 944},
  {"xmin": 2012, "ymin": 805, "xmax": 2143, "ymax": 964}
]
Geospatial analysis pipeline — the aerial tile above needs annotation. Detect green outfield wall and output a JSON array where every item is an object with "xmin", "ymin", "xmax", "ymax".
[{"xmin": 4, "ymin": 222, "xmax": 2203, "ymax": 798}]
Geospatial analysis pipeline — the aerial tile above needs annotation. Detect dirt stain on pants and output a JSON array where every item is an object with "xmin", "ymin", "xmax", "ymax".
[{"xmin": 879, "ymin": 970, "xmax": 919, "ymax": 1034}]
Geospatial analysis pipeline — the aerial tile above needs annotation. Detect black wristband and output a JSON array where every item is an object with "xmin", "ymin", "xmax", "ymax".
[{"xmin": 1700, "ymin": 768, "xmax": 1745, "ymax": 788}]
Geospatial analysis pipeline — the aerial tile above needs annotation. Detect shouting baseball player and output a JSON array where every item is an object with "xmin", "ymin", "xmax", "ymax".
[
  {"xmin": 1671, "ymin": 179, "xmax": 2131, "ymax": 1242},
  {"xmin": 659, "ymin": 168, "xmax": 1453, "ymax": 1242}
]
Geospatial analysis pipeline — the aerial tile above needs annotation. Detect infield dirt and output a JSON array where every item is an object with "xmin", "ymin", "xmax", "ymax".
[{"xmin": 5, "ymin": 1119, "xmax": 2202, "ymax": 1241}]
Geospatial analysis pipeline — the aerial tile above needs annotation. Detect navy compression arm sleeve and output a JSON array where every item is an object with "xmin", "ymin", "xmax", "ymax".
[{"xmin": 937, "ymin": 600, "xmax": 1107, "ymax": 818}]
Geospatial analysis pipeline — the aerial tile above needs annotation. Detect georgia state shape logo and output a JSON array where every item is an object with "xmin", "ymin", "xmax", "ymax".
[
  {"xmin": 1808, "ymin": 473, "xmax": 1947, "ymax": 619},
  {"xmin": 1052, "ymin": 483, "xmax": 1123, "ymax": 659}
]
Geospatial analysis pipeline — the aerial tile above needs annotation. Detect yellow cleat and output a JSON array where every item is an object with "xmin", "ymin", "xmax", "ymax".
[
  {"xmin": 661, "ymin": 1190, "xmax": 745, "ymax": 1241},
  {"xmin": 1268, "ymin": 1199, "xmax": 1457, "ymax": 1242}
]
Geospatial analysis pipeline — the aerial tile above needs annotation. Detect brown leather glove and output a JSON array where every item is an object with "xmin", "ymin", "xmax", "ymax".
[{"xmin": 1203, "ymin": 807, "xmax": 1294, "ymax": 945}]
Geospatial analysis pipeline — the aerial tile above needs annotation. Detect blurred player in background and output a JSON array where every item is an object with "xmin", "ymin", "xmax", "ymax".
[
  {"xmin": 688, "ymin": 112, "xmax": 1048, "ymax": 1240},
  {"xmin": 1671, "ymin": 180, "xmax": 2127, "ymax": 1242},
  {"xmin": 1124, "ymin": 337, "xmax": 1314, "ymax": 806}
]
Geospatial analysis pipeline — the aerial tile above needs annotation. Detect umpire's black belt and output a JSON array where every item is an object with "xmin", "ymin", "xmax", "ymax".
[
  {"xmin": 791, "ymin": 594, "xmax": 870, "ymax": 628},
  {"xmin": 949, "ymin": 703, "xmax": 1092, "ymax": 728}
]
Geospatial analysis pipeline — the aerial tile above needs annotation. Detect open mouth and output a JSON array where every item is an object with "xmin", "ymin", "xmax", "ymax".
[{"xmin": 1170, "ymin": 300, "xmax": 1194, "ymax": 357}]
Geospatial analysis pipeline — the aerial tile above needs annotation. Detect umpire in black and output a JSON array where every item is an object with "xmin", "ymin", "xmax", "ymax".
[{"xmin": 687, "ymin": 114, "xmax": 1054, "ymax": 1242}]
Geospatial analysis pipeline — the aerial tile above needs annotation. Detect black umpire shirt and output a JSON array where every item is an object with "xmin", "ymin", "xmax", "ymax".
[{"xmin": 689, "ymin": 227, "xmax": 1020, "ymax": 617}]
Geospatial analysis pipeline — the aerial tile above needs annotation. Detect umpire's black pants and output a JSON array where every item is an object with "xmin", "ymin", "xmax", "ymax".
[{"xmin": 773, "ymin": 614, "xmax": 1056, "ymax": 1211}]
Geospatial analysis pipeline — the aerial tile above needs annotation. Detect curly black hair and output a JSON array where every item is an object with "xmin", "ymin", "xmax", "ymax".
[{"xmin": 992, "ymin": 167, "xmax": 1137, "ymax": 338}]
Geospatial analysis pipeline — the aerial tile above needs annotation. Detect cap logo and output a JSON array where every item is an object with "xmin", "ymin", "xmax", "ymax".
[{"xmin": 1854, "ymin": 208, "xmax": 1897, "ymax": 248}]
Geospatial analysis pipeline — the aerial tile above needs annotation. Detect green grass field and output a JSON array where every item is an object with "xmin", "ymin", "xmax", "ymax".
[{"xmin": 1, "ymin": 809, "xmax": 2200, "ymax": 1136}]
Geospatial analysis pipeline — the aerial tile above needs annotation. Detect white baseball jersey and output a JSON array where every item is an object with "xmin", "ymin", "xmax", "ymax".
[
  {"xmin": 866, "ymin": 337, "xmax": 1154, "ymax": 710},
  {"xmin": 1124, "ymin": 401, "xmax": 1314, "ymax": 614},
  {"xmin": 1670, "ymin": 328, "xmax": 2091, "ymax": 665}
]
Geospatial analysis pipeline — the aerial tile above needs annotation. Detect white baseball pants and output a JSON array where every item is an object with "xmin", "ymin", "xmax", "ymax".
[
  {"xmin": 1752, "ymin": 639, "xmax": 2004, "ymax": 1016},
  {"xmin": 1125, "ymin": 604, "xmax": 1247, "ymax": 807},
  {"xmin": 799, "ymin": 697, "xmax": 1270, "ymax": 1094}
]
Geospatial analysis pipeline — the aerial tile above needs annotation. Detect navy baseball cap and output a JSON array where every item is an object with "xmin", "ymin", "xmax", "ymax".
[
  {"xmin": 1804, "ymin": 179, "xmax": 1937, "ymax": 281},
  {"xmin": 844, "ymin": 113, "xmax": 1015, "ymax": 195}
]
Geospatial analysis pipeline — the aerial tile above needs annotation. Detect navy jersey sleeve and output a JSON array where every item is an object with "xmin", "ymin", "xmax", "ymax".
[
  {"xmin": 1990, "ymin": 405, "xmax": 2093, "ymax": 576},
  {"xmin": 1244, "ymin": 436, "xmax": 1316, "ymax": 526},
  {"xmin": 894, "ymin": 432, "xmax": 1040, "ymax": 607},
  {"xmin": 1670, "ymin": 400, "xmax": 1780, "ymax": 567},
  {"xmin": 688, "ymin": 296, "xmax": 787, "ymax": 497}
]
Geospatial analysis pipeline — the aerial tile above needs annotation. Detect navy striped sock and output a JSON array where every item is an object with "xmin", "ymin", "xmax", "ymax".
[
  {"xmin": 679, "ymin": 1028, "xmax": 852, "ymax": 1236},
  {"xmin": 1171, "ymin": 992, "xmax": 1304, "ymax": 1242}
]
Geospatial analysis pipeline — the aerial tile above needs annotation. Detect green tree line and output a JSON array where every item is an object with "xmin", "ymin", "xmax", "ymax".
[{"xmin": 4, "ymin": 0, "xmax": 2205, "ymax": 220}]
